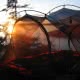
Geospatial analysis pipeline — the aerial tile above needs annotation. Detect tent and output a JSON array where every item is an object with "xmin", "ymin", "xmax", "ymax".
[
  {"xmin": 47, "ymin": 8, "xmax": 80, "ymax": 52},
  {"xmin": 4, "ymin": 14, "xmax": 51, "ymax": 61},
  {"xmin": 3, "ymin": 7, "xmax": 80, "ymax": 61}
]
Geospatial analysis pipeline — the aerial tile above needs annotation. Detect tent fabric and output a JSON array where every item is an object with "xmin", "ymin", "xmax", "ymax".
[
  {"xmin": 47, "ymin": 8, "xmax": 80, "ymax": 52},
  {"xmin": 47, "ymin": 8, "xmax": 80, "ymax": 24},
  {"xmin": 4, "ymin": 15, "xmax": 51, "ymax": 61}
]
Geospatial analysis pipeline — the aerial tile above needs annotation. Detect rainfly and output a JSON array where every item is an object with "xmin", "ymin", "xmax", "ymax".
[{"xmin": 47, "ymin": 8, "xmax": 80, "ymax": 24}]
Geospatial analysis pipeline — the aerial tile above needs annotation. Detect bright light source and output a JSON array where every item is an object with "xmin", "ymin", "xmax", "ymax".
[
  {"xmin": 0, "ymin": 32, "xmax": 6, "ymax": 39},
  {"xmin": 0, "ymin": 12, "xmax": 8, "ymax": 24},
  {"xmin": 0, "ymin": 25, "xmax": 3, "ymax": 29},
  {"xmin": 7, "ymin": 18, "xmax": 15, "ymax": 35},
  {"xmin": 7, "ymin": 25, "xmax": 14, "ymax": 34}
]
